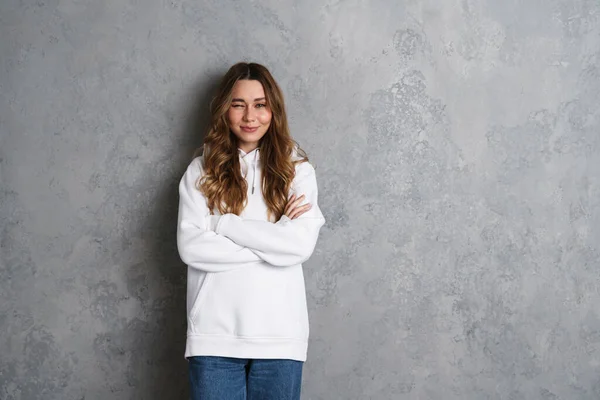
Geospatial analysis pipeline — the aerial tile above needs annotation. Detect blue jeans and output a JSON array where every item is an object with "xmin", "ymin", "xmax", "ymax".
[{"xmin": 188, "ymin": 356, "xmax": 303, "ymax": 400}]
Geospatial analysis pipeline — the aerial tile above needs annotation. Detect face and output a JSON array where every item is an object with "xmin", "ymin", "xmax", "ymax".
[{"xmin": 227, "ymin": 79, "xmax": 272, "ymax": 153}]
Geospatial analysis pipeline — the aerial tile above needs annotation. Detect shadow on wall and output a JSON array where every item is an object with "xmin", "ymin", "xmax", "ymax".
[{"xmin": 133, "ymin": 72, "xmax": 222, "ymax": 399}]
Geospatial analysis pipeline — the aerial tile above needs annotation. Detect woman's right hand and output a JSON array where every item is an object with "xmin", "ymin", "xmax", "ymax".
[{"xmin": 284, "ymin": 194, "xmax": 312, "ymax": 220}]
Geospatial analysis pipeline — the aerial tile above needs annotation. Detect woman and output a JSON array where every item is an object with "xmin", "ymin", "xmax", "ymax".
[{"xmin": 177, "ymin": 62, "xmax": 326, "ymax": 400}]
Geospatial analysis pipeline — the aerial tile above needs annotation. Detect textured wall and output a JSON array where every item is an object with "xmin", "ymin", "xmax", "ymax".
[{"xmin": 1, "ymin": 0, "xmax": 599, "ymax": 399}]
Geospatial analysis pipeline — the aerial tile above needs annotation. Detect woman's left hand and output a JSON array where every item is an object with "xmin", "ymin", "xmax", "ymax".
[{"xmin": 284, "ymin": 194, "xmax": 312, "ymax": 220}]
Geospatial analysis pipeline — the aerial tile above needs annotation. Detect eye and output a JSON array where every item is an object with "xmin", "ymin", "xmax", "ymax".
[
  {"xmin": 256, "ymin": 103, "xmax": 267, "ymax": 108},
  {"xmin": 231, "ymin": 104, "xmax": 244, "ymax": 108}
]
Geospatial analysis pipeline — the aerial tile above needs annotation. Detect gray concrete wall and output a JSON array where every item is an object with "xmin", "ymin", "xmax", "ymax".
[{"xmin": 1, "ymin": 0, "xmax": 599, "ymax": 399}]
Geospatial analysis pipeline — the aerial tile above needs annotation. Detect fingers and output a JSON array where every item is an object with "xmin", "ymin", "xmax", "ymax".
[
  {"xmin": 285, "ymin": 194, "xmax": 305, "ymax": 214},
  {"xmin": 289, "ymin": 203, "xmax": 312, "ymax": 219},
  {"xmin": 285, "ymin": 193, "xmax": 313, "ymax": 219},
  {"xmin": 293, "ymin": 206, "xmax": 311, "ymax": 219},
  {"xmin": 284, "ymin": 194, "xmax": 297, "ymax": 215},
  {"xmin": 290, "ymin": 194, "xmax": 305, "ymax": 207}
]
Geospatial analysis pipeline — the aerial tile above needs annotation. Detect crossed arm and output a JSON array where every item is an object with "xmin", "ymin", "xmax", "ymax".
[{"xmin": 176, "ymin": 158, "xmax": 325, "ymax": 272}]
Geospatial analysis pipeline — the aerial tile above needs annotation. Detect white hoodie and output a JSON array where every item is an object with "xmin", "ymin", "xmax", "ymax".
[{"xmin": 177, "ymin": 147, "xmax": 325, "ymax": 361}]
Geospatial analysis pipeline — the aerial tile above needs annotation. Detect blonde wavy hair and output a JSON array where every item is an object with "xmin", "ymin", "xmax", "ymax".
[{"xmin": 194, "ymin": 62, "xmax": 308, "ymax": 221}]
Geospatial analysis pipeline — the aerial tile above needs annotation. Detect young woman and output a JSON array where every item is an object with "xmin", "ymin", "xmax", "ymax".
[{"xmin": 177, "ymin": 62, "xmax": 326, "ymax": 400}]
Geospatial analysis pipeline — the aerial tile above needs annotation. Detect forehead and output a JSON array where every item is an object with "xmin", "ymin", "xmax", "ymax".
[{"xmin": 231, "ymin": 79, "xmax": 266, "ymax": 100}]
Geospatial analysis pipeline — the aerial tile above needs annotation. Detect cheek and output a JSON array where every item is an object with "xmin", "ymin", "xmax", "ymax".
[
  {"xmin": 227, "ymin": 108, "xmax": 238, "ymax": 126},
  {"xmin": 260, "ymin": 110, "xmax": 272, "ymax": 125}
]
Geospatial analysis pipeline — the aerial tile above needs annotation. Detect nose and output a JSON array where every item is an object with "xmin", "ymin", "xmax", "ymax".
[{"xmin": 242, "ymin": 107, "xmax": 255, "ymax": 122}]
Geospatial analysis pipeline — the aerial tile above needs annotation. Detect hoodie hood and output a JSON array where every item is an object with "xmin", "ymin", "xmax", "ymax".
[{"xmin": 238, "ymin": 147, "xmax": 260, "ymax": 161}]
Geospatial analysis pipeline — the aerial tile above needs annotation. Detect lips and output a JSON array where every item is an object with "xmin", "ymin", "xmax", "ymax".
[{"xmin": 241, "ymin": 126, "xmax": 258, "ymax": 132}]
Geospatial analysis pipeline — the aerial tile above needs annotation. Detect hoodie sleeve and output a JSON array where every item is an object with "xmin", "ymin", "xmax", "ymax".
[
  {"xmin": 214, "ymin": 161, "xmax": 326, "ymax": 267},
  {"xmin": 177, "ymin": 157, "xmax": 263, "ymax": 272}
]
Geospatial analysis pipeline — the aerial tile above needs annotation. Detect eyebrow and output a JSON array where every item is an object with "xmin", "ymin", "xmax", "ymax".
[{"xmin": 231, "ymin": 97, "xmax": 266, "ymax": 102}]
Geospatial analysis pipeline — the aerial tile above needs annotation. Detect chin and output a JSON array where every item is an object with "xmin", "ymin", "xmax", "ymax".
[{"xmin": 240, "ymin": 131, "xmax": 266, "ymax": 139}]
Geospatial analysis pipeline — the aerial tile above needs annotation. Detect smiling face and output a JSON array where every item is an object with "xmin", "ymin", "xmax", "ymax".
[{"xmin": 227, "ymin": 79, "xmax": 272, "ymax": 153}]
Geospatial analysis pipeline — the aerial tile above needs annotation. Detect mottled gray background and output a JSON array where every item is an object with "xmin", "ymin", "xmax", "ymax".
[{"xmin": 1, "ymin": 0, "xmax": 599, "ymax": 399}]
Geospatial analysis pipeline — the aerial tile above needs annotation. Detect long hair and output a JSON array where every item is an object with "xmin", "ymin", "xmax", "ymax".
[{"xmin": 194, "ymin": 62, "xmax": 308, "ymax": 221}]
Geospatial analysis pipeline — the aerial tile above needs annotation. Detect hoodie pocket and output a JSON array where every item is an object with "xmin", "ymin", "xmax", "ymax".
[
  {"xmin": 191, "ymin": 265, "xmax": 309, "ymax": 340},
  {"xmin": 189, "ymin": 273, "xmax": 214, "ymax": 329}
]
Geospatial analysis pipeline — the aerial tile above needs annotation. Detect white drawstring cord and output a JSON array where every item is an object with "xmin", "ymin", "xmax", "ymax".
[{"xmin": 251, "ymin": 149, "xmax": 258, "ymax": 194}]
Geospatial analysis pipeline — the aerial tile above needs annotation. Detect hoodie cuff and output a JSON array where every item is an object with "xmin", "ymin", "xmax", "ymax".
[
  {"xmin": 214, "ymin": 213, "xmax": 232, "ymax": 235},
  {"xmin": 206, "ymin": 215, "xmax": 221, "ymax": 232}
]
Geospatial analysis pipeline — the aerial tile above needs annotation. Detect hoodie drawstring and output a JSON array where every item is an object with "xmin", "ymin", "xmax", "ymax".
[{"xmin": 251, "ymin": 148, "xmax": 258, "ymax": 194}]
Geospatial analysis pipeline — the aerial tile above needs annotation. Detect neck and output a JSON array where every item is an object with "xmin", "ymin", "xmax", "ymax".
[{"xmin": 239, "ymin": 144, "xmax": 259, "ymax": 153}]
